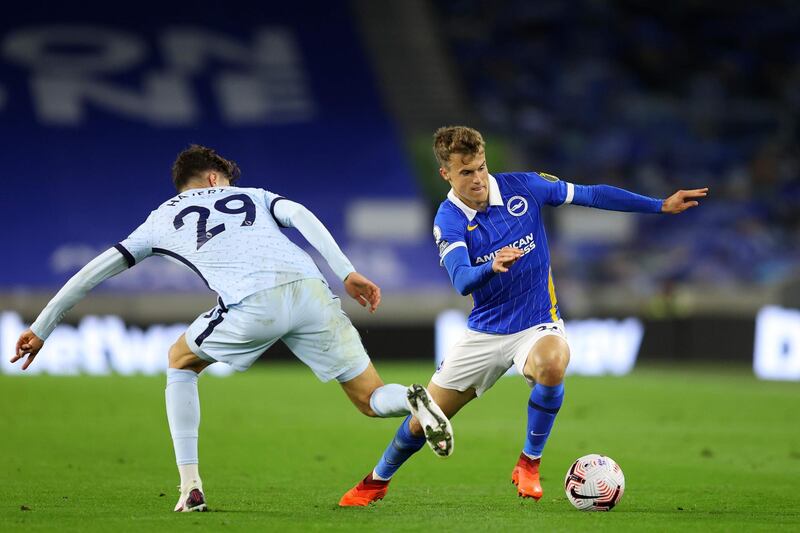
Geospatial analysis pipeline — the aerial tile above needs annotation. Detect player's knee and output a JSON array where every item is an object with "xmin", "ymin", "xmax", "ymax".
[
  {"xmin": 167, "ymin": 342, "xmax": 184, "ymax": 368},
  {"xmin": 168, "ymin": 341, "xmax": 198, "ymax": 370},
  {"xmin": 528, "ymin": 341, "xmax": 569, "ymax": 385},
  {"xmin": 535, "ymin": 350, "xmax": 569, "ymax": 385}
]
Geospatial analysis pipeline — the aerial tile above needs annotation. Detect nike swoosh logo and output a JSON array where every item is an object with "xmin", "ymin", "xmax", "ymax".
[
  {"xmin": 569, "ymin": 487, "xmax": 598, "ymax": 499},
  {"xmin": 467, "ymin": 224, "xmax": 478, "ymax": 231},
  {"xmin": 530, "ymin": 432, "xmax": 548, "ymax": 436}
]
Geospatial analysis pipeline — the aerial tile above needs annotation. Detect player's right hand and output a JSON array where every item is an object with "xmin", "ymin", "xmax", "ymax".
[
  {"xmin": 492, "ymin": 246, "xmax": 524, "ymax": 273},
  {"xmin": 344, "ymin": 272, "xmax": 382, "ymax": 313},
  {"xmin": 12, "ymin": 329, "xmax": 44, "ymax": 371}
]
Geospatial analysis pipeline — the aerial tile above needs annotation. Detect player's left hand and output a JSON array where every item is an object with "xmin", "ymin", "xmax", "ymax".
[
  {"xmin": 11, "ymin": 329, "xmax": 44, "ymax": 370},
  {"xmin": 344, "ymin": 272, "xmax": 382, "ymax": 313},
  {"xmin": 661, "ymin": 188, "xmax": 709, "ymax": 214}
]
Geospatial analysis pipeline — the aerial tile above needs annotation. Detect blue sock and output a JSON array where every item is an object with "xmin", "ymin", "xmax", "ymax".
[
  {"xmin": 524, "ymin": 383, "xmax": 565, "ymax": 458},
  {"xmin": 373, "ymin": 416, "xmax": 426, "ymax": 480}
]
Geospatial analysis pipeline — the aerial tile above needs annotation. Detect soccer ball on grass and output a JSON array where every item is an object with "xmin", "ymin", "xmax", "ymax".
[{"xmin": 564, "ymin": 454, "xmax": 625, "ymax": 511}]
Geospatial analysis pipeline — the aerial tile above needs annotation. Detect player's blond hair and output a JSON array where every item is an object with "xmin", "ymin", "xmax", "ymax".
[{"xmin": 433, "ymin": 126, "xmax": 485, "ymax": 168}]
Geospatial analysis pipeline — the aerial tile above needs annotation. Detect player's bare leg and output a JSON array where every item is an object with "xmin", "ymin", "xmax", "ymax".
[
  {"xmin": 524, "ymin": 335, "xmax": 570, "ymax": 387},
  {"xmin": 339, "ymin": 362, "xmax": 453, "ymax": 453},
  {"xmin": 166, "ymin": 334, "xmax": 211, "ymax": 512},
  {"xmin": 340, "ymin": 362, "xmax": 395, "ymax": 417},
  {"xmin": 339, "ymin": 383, "xmax": 469, "ymax": 507},
  {"xmin": 513, "ymin": 335, "xmax": 570, "ymax": 500}
]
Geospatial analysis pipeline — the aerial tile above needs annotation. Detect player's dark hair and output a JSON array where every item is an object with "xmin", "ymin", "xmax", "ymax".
[
  {"xmin": 433, "ymin": 126, "xmax": 485, "ymax": 168},
  {"xmin": 172, "ymin": 145, "xmax": 241, "ymax": 191}
]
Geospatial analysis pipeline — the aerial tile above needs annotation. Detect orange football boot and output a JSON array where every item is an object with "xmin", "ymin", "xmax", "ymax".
[
  {"xmin": 339, "ymin": 473, "xmax": 391, "ymax": 507},
  {"xmin": 511, "ymin": 453, "xmax": 543, "ymax": 500}
]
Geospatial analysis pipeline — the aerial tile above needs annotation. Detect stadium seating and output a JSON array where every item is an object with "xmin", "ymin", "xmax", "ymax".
[{"xmin": 433, "ymin": 0, "xmax": 800, "ymax": 289}]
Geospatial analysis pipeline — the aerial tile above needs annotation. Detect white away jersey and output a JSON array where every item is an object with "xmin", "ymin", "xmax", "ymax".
[{"xmin": 115, "ymin": 186, "xmax": 324, "ymax": 307}]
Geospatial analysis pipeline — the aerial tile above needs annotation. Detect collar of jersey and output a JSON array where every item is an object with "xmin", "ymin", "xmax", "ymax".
[{"xmin": 446, "ymin": 174, "xmax": 503, "ymax": 221}]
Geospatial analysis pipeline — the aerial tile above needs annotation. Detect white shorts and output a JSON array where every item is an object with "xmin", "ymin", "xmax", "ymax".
[
  {"xmin": 185, "ymin": 278, "xmax": 370, "ymax": 382},
  {"xmin": 432, "ymin": 320, "xmax": 567, "ymax": 397}
]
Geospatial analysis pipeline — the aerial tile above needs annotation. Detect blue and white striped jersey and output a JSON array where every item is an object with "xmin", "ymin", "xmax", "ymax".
[{"xmin": 434, "ymin": 172, "xmax": 573, "ymax": 334}]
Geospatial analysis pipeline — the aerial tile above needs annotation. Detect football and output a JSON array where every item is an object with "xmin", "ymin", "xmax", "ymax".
[{"xmin": 564, "ymin": 454, "xmax": 625, "ymax": 511}]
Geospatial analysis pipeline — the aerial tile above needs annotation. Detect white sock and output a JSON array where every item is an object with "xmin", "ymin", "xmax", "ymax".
[
  {"xmin": 369, "ymin": 384, "xmax": 410, "ymax": 418},
  {"xmin": 166, "ymin": 368, "xmax": 201, "ymax": 487},
  {"xmin": 178, "ymin": 464, "xmax": 200, "ymax": 490}
]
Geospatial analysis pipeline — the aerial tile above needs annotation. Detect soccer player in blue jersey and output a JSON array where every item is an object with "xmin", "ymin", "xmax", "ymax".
[{"xmin": 339, "ymin": 126, "xmax": 707, "ymax": 506}]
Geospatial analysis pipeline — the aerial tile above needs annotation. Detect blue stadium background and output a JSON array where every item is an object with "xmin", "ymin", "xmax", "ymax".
[
  {"xmin": 1, "ymin": 1, "xmax": 443, "ymax": 294},
  {"xmin": 1, "ymin": 0, "xmax": 798, "ymax": 368}
]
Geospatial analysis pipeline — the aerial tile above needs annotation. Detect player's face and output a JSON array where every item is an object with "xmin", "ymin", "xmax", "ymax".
[{"xmin": 441, "ymin": 151, "xmax": 489, "ymax": 209}]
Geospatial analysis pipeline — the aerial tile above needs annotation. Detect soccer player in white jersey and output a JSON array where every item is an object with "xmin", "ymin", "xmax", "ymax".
[
  {"xmin": 339, "ymin": 126, "xmax": 707, "ymax": 506},
  {"xmin": 12, "ymin": 145, "xmax": 453, "ymax": 512}
]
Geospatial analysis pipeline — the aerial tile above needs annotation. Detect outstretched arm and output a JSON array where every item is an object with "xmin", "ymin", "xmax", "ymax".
[
  {"xmin": 272, "ymin": 199, "xmax": 381, "ymax": 312},
  {"xmin": 11, "ymin": 248, "xmax": 130, "ymax": 370},
  {"xmin": 570, "ymin": 183, "xmax": 708, "ymax": 214}
]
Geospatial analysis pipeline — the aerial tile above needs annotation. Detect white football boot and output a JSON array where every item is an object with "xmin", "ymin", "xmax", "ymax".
[
  {"xmin": 406, "ymin": 384, "xmax": 454, "ymax": 457},
  {"xmin": 174, "ymin": 480, "xmax": 207, "ymax": 512}
]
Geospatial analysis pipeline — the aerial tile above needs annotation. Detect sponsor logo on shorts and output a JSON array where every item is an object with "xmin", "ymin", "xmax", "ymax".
[{"xmin": 536, "ymin": 324, "xmax": 561, "ymax": 333}]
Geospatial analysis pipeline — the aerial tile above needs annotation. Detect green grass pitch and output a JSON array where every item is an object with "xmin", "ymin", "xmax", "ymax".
[{"xmin": 1, "ymin": 362, "xmax": 798, "ymax": 532}]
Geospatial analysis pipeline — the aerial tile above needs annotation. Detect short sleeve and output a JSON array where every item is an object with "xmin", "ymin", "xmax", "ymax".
[
  {"xmin": 433, "ymin": 209, "xmax": 467, "ymax": 265},
  {"xmin": 115, "ymin": 213, "xmax": 155, "ymax": 267},
  {"xmin": 524, "ymin": 172, "xmax": 574, "ymax": 207}
]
